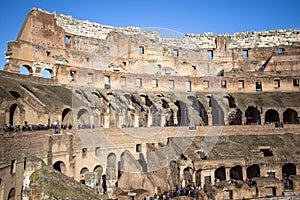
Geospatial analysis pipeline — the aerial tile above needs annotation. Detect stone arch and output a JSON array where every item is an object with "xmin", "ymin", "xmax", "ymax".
[
  {"xmin": 8, "ymin": 188, "xmax": 15, "ymax": 200},
  {"xmin": 228, "ymin": 109, "xmax": 243, "ymax": 125},
  {"xmin": 77, "ymin": 108, "xmax": 90, "ymax": 127},
  {"xmin": 80, "ymin": 167, "xmax": 89, "ymax": 184},
  {"xmin": 230, "ymin": 165, "xmax": 243, "ymax": 180},
  {"xmin": 19, "ymin": 65, "xmax": 32, "ymax": 75},
  {"xmin": 169, "ymin": 160, "xmax": 179, "ymax": 189},
  {"xmin": 41, "ymin": 68, "xmax": 53, "ymax": 79},
  {"xmin": 175, "ymin": 100, "xmax": 189, "ymax": 126},
  {"xmin": 195, "ymin": 169, "xmax": 202, "ymax": 187},
  {"xmin": 215, "ymin": 166, "xmax": 226, "ymax": 181},
  {"xmin": 53, "ymin": 161, "xmax": 66, "ymax": 174},
  {"xmin": 9, "ymin": 103, "xmax": 23, "ymax": 126},
  {"xmin": 107, "ymin": 152, "xmax": 116, "ymax": 181},
  {"xmin": 94, "ymin": 165, "xmax": 103, "ymax": 186},
  {"xmin": 183, "ymin": 167, "xmax": 193, "ymax": 185},
  {"xmin": 265, "ymin": 109, "xmax": 279, "ymax": 124},
  {"xmin": 246, "ymin": 164, "xmax": 260, "ymax": 179},
  {"xmin": 283, "ymin": 108, "xmax": 298, "ymax": 124},
  {"xmin": 282, "ymin": 163, "xmax": 296, "ymax": 177},
  {"xmin": 62, "ymin": 108, "xmax": 73, "ymax": 127},
  {"xmin": 245, "ymin": 106, "xmax": 261, "ymax": 125}
]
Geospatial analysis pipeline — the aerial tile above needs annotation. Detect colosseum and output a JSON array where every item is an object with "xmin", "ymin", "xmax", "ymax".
[{"xmin": 1, "ymin": 7, "xmax": 300, "ymax": 200}]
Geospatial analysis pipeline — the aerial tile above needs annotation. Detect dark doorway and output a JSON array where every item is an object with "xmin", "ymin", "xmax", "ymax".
[
  {"xmin": 245, "ymin": 106, "xmax": 261, "ymax": 125},
  {"xmin": 230, "ymin": 165, "xmax": 243, "ymax": 180},
  {"xmin": 246, "ymin": 164, "xmax": 260, "ymax": 179},
  {"xmin": 283, "ymin": 109, "xmax": 298, "ymax": 124},
  {"xmin": 215, "ymin": 166, "xmax": 226, "ymax": 181},
  {"xmin": 265, "ymin": 109, "xmax": 279, "ymax": 124}
]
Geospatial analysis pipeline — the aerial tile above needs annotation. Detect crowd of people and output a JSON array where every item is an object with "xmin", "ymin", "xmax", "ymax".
[
  {"xmin": 2, "ymin": 121, "xmax": 73, "ymax": 133},
  {"xmin": 152, "ymin": 183, "xmax": 200, "ymax": 200}
]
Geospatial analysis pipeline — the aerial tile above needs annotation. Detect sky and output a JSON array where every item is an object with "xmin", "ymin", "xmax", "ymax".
[{"xmin": 0, "ymin": 0, "xmax": 300, "ymax": 71}]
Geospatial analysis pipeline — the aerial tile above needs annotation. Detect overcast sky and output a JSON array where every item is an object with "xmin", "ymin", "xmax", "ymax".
[{"xmin": 1, "ymin": 0, "xmax": 300, "ymax": 70}]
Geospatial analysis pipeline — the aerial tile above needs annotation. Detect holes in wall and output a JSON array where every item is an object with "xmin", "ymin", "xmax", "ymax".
[
  {"xmin": 104, "ymin": 75, "xmax": 110, "ymax": 89},
  {"xmin": 274, "ymin": 79, "xmax": 280, "ymax": 88},
  {"xmin": 139, "ymin": 46, "xmax": 145, "ymax": 54},
  {"xmin": 256, "ymin": 81, "xmax": 262, "ymax": 91},
  {"xmin": 293, "ymin": 78, "xmax": 299, "ymax": 86},
  {"xmin": 65, "ymin": 35, "xmax": 71, "ymax": 45},
  {"xmin": 192, "ymin": 65, "xmax": 196, "ymax": 70},
  {"xmin": 46, "ymin": 51, "xmax": 51, "ymax": 56},
  {"xmin": 103, "ymin": 46, "xmax": 110, "ymax": 51},
  {"xmin": 242, "ymin": 50, "xmax": 248, "ymax": 58},
  {"xmin": 136, "ymin": 78, "xmax": 142, "ymax": 87},
  {"xmin": 136, "ymin": 144, "xmax": 142, "ymax": 152},
  {"xmin": 186, "ymin": 81, "xmax": 191, "ymax": 92},
  {"xmin": 207, "ymin": 50, "xmax": 213, "ymax": 58},
  {"xmin": 238, "ymin": 80, "xmax": 245, "ymax": 88},
  {"xmin": 221, "ymin": 80, "xmax": 227, "ymax": 88},
  {"xmin": 203, "ymin": 80, "xmax": 209, "ymax": 89},
  {"xmin": 152, "ymin": 79, "xmax": 158, "ymax": 87},
  {"xmin": 169, "ymin": 80, "xmax": 175, "ymax": 89},
  {"xmin": 278, "ymin": 47, "xmax": 285, "ymax": 54},
  {"xmin": 173, "ymin": 49, "xmax": 179, "ymax": 57}
]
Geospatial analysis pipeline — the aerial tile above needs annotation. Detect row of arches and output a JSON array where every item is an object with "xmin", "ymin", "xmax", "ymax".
[
  {"xmin": 19, "ymin": 65, "xmax": 54, "ymax": 78},
  {"xmin": 182, "ymin": 163, "xmax": 297, "ymax": 187}
]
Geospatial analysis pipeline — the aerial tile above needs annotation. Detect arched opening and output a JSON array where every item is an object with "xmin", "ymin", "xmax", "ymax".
[
  {"xmin": 9, "ymin": 104, "xmax": 22, "ymax": 126},
  {"xmin": 282, "ymin": 163, "xmax": 296, "ymax": 177},
  {"xmin": 107, "ymin": 153, "xmax": 116, "ymax": 181},
  {"xmin": 230, "ymin": 165, "xmax": 243, "ymax": 180},
  {"xmin": 169, "ymin": 160, "xmax": 179, "ymax": 189},
  {"xmin": 195, "ymin": 169, "xmax": 202, "ymax": 187},
  {"xmin": 80, "ymin": 167, "xmax": 89, "ymax": 184},
  {"xmin": 19, "ymin": 65, "xmax": 32, "ymax": 75},
  {"xmin": 41, "ymin": 68, "xmax": 53, "ymax": 79},
  {"xmin": 265, "ymin": 109, "xmax": 279, "ymax": 124},
  {"xmin": 245, "ymin": 106, "xmax": 261, "ymax": 125},
  {"xmin": 175, "ymin": 100, "xmax": 189, "ymax": 126},
  {"xmin": 77, "ymin": 108, "xmax": 89, "ymax": 128},
  {"xmin": 94, "ymin": 165, "xmax": 103, "ymax": 185},
  {"xmin": 246, "ymin": 164, "xmax": 260, "ymax": 179},
  {"xmin": 215, "ymin": 166, "xmax": 226, "ymax": 181},
  {"xmin": 53, "ymin": 161, "xmax": 66, "ymax": 174},
  {"xmin": 8, "ymin": 188, "xmax": 15, "ymax": 200},
  {"xmin": 283, "ymin": 109, "xmax": 298, "ymax": 124},
  {"xmin": 210, "ymin": 95, "xmax": 225, "ymax": 125},
  {"xmin": 183, "ymin": 167, "xmax": 193, "ymax": 186},
  {"xmin": 9, "ymin": 91, "xmax": 21, "ymax": 99},
  {"xmin": 228, "ymin": 109, "xmax": 243, "ymax": 125},
  {"xmin": 62, "ymin": 108, "xmax": 73, "ymax": 128}
]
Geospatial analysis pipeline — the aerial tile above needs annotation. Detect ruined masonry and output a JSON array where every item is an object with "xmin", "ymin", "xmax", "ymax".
[{"xmin": 1, "ymin": 7, "xmax": 300, "ymax": 200}]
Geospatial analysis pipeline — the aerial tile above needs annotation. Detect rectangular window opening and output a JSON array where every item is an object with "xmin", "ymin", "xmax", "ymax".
[
  {"xmin": 95, "ymin": 147, "xmax": 100, "ymax": 156},
  {"xmin": 70, "ymin": 70, "xmax": 76, "ymax": 81},
  {"xmin": 256, "ymin": 81, "xmax": 262, "ymax": 92},
  {"xmin": 207, "ymin": 50, "xmax": 213, "ymax": 58},
  {"xmin": 173, "ymin": 49, "xmax": 179, "ymax": 57},
  {"xmin": 278, "ymin": 47, "xmax": 285, "ymax": 55},
  {"xmin": 242, "ymin": 50, "xmax": 248, "ymax": 58},
  {"xmin": 203, "ymin": 80, "xmax": 209, "ymax": 89},
  {"xmin": 139, "ymin": 46, "xmax": 144, "ymax": 54},
  {"xmin": 104, "ymin": 75, "xmax": 110, "ymax": 89},
  {"xmin": 260, "ymin": 148, "xmax": 273, "ymax": 157},
  {"xmin": 65, "ymin": 35, "xmax": 71, "ymax": 45},
  {"xmin": 274, "ymin": 79, "xmax": 280, "ymax": 88},
  {"xmin": 265, "ymin": 187, "xmax": 276, "ymax": 196},
  {"xmin": 293, "ymin": 79, "xmax": 299, "ymax": 87},
  {"xmin": 86, "ymin": 57, "xmax": 90, "ymax": 62},
  {"xmin": 192, "ymin": 65, "xmax": 197, "ymax": 70},
  {"xmin": 136, "ymin": 144, "xmax": 142, "ymax": 152},
  {"xmin": 121, "ymin": 76, "xmax": 126, "ymax": 87},
  {"xmin": 152, "ymin": 79, "xmax": 158, "ymax": 87},
  {"xmin": 186, "ymin": 81, "xmax": 191, "ymax": 92},
  {"xmin": 136, "ymin": 78, "xmax": 142, "ymax": 87},
  {"xmin": 238, "ymin": 80, "xmax": 244, "ymax": 89},
  {"xmin": 221, "ymin": 80, "xmax": 227, "ymax": 88},
  {"xmin": 169, "ymin": 80, "xmax": 175, "ymax": 89},
  {"xmin": 82, "ymin": 148, "xmax": 87, "ymax": 157},
  {"xmin": 46, "ymin": 51, "xmax": 51, "ymax": 56}
]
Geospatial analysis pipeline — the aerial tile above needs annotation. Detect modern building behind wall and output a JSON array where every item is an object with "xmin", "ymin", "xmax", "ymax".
[{"xmin": 1, "ymin": 7, "xmax": 300, "ymax": 200}]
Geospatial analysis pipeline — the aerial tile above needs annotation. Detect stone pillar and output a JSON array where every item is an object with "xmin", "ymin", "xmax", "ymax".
[
  {"xmin": 161, "ymin": 114, "xmax": 166, "ymax": 127},
  {"xmin": 242, "ymin": 166, "xmax": 247, "ymax": 181},
  {"xmin": 207, "ymin": 111, "xmax": 212, "ymax": 126},
  {"xmin": 134, "ymin": 115, "xmax": 139, "ymax": 127},
  {"xmin": 104, "ymin": 114, "xmax": 110, "ymax": 128},
  {"xmin": 147, "ymin": 114, "xmax": 152, "ymax": 127},
  {"xmin": 226, "ymin": 167, "xmax": 231, "ymax": 180},
  {"xmin": 90, "ymin": 115, "xmax": 94, "ymax": 127}
]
